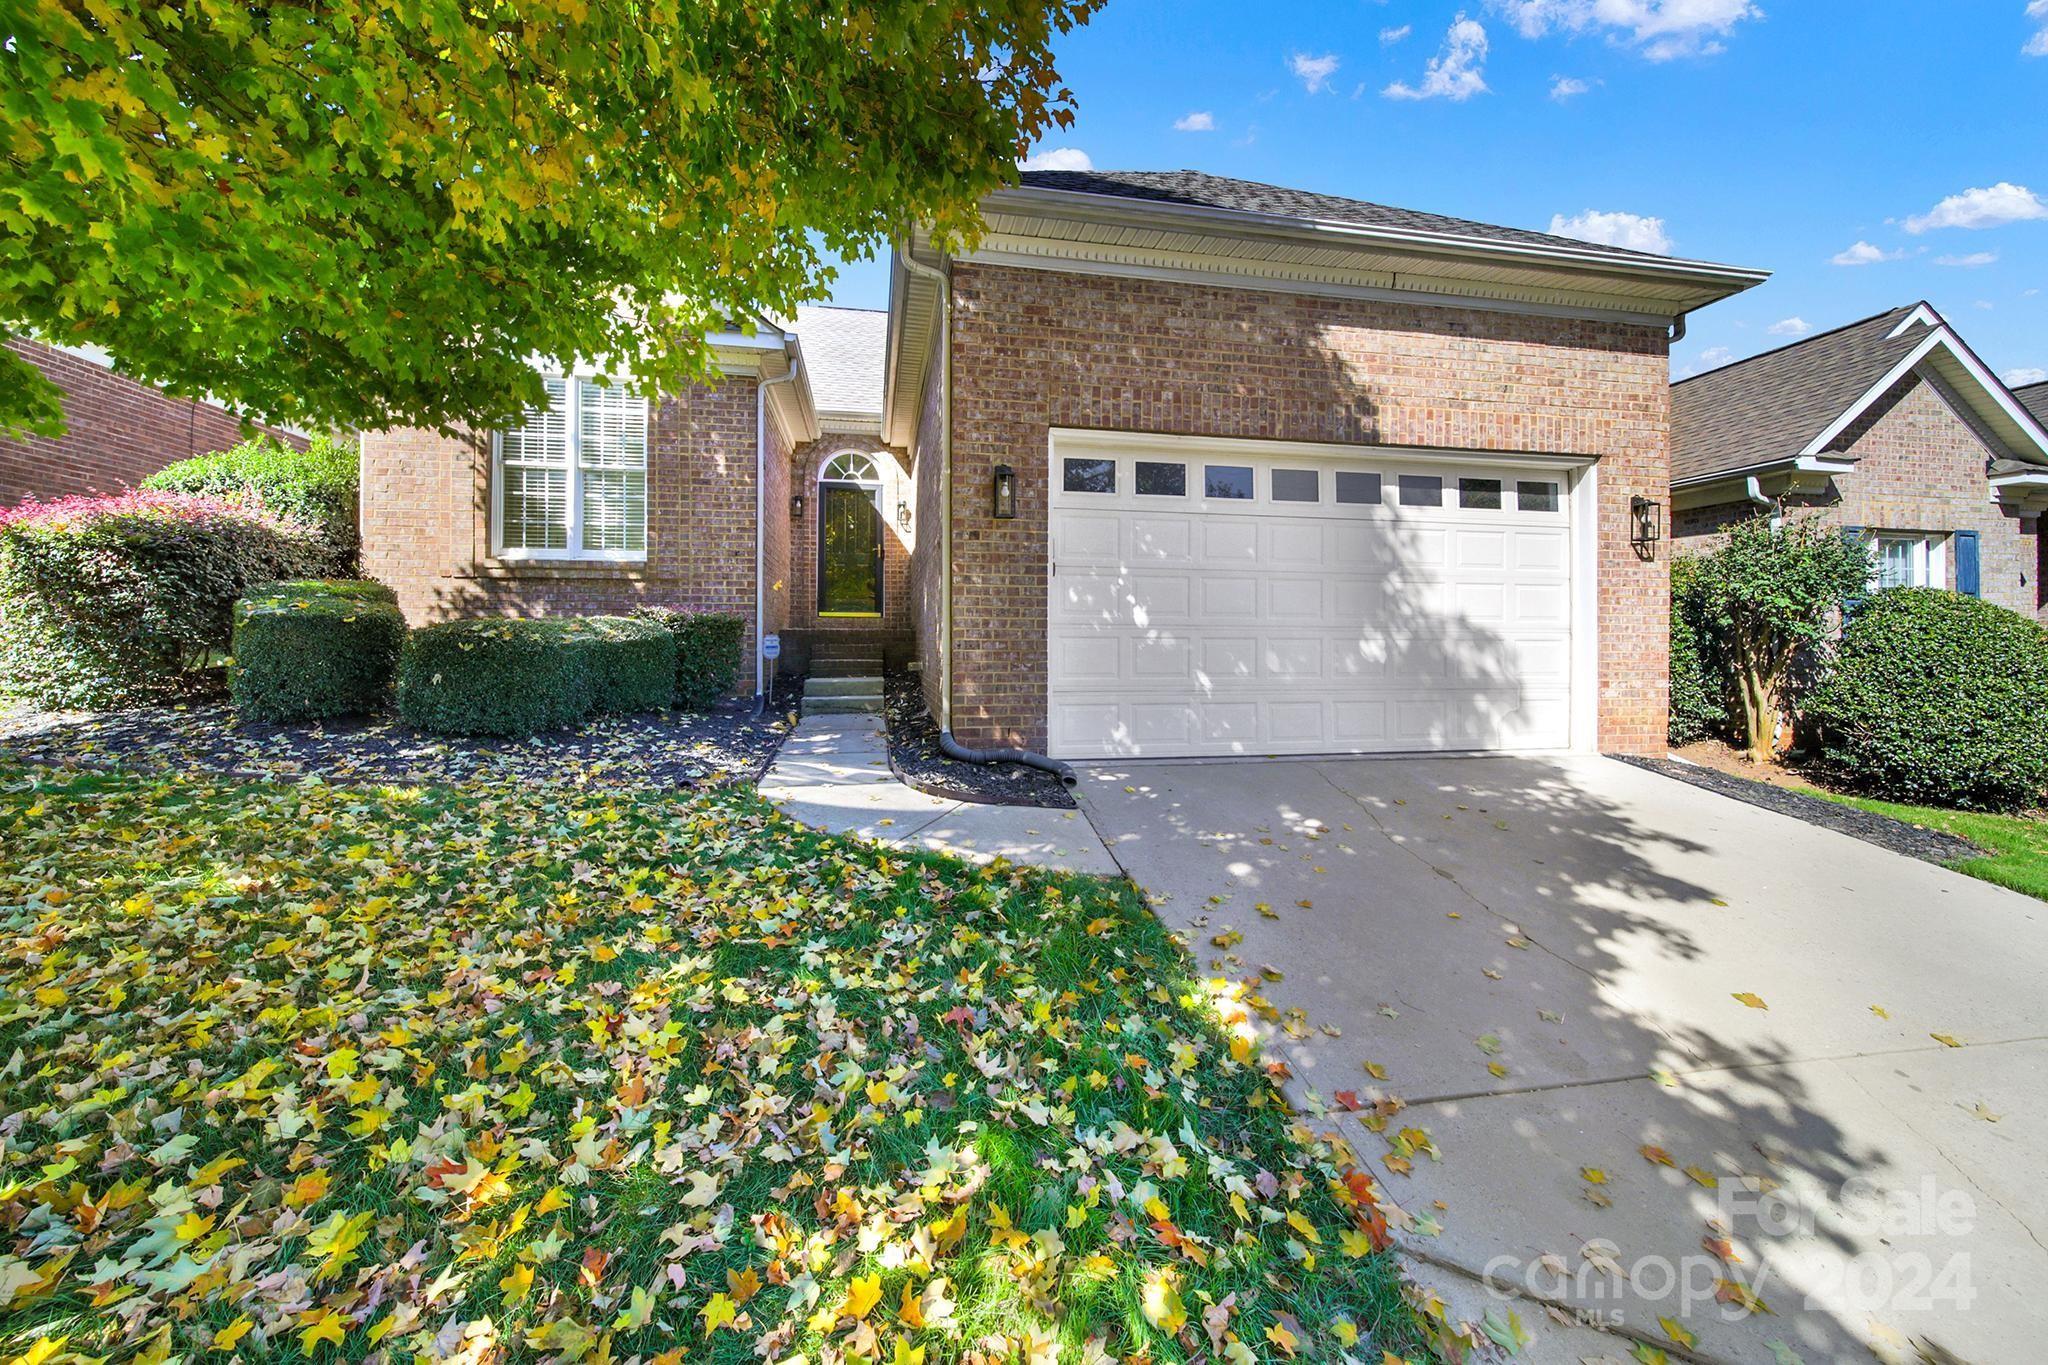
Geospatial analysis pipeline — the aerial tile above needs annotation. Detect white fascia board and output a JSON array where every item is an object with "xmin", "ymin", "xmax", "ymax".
[
  {"xmin": 957, "ymin": 238, "xmax": 1682, "ymax": 328},
  {"xmin": 986, "ymin": 187, "xmax": 1771, "ymax": 294},
  {"xmin": 817, "ymin": 409, "xmax": 885, "ymax": 437},
  {"xmin": 1799, "ymin": 324, "xmax": 2048, "ymax": 465},
  {"xmin": 1051, "ymin": 427, "xmax": 1597, "ymax": 471}
]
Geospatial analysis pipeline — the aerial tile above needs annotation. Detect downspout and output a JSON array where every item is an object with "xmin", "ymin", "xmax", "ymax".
[
  {"xmin": 757, "ymin": 349, "xmax": 802, "ymax": 713},
  {"xmin": 1669, "ymin": 312, "xmax": 1688, "ymax": 347},
  {"xmin": 899, "ymin": 245, "xmax": 1076, "ymax": 788},
  {"xmin": 1744, "ymin": 475, "xmax": 1782, "ymax": 531}
]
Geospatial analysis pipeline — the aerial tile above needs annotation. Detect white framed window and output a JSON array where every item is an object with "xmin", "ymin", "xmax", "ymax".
[
  {"xmin": 493, "ymin": 377, "xmax": 649, "ymax": 559},
  {"xmin": 1872, "ymin": 533, "xmax": 1942, "ymax": 591}
]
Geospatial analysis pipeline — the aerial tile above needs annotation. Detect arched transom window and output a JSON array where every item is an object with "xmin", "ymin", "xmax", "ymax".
[{"xmin": 819, "ymin": 451, "xmax": 882, "ymax": 485}]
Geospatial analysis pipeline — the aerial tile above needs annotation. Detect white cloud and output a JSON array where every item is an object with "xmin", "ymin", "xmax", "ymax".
[
  {"xmin": 1935, "ymin": 251, "xmax": 1999, "ymax": 268},
  {"xmin": 1289, "ymin": 52, "xmax": 1341, "ymax": 93},
  {"xmin": 1903, "ymin": 182, "xmax": 2048, "ymax": 233},
  {"xmin": 2028, "ymin": 0, "xmax": 2048, "ymax": 57},
  {"xmin": 1173, "ymin": 111, "xmax": 1216, "ymax": 132},
  {"xmin": 1019, "ymin": 147, "xmax": 1093, "ymax": 172},
  {"xmin": 1549, "ymin": 75, "xmax": 1591, "ymax": 100},
  {"xmin": 2004, "ymin": 366, "xmax": 2048, "ymax": 386},
  {"xmin": 1768, "ymin": 317, "xmax": 1812, "ymax": 337},
  {"xmin": 1548, "ymin": 209, "xmax": 1673, "ymax": 254},
  {"xmin": 1490, "ymin": 0, "xmax": 1761, "ymax": 59},
  {"xmin": 1384, "ymin": 15, "xmax": 1490, "ymax": 101},
  {"xmin": 1381, "ymin": 23, "xmax": 1413, "ymax": 43},
  {"xmin": 1830, "ymin": 240, "xmax": 1904, "ymax": 267},
  {"xmin": 1676, "ymin": 344, "xmax": 1736, "ymax": 379}
]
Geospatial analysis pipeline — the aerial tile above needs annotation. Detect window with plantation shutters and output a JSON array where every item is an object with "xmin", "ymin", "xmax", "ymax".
[{"xmin": 493, "ymin": 377, "xmax": 649, "ymax": 559}]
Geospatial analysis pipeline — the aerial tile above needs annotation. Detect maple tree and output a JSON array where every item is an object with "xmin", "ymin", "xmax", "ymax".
[
  {"xmin": 1, "ymin": 0, "xmax": 1101, "ymax": 437},
  {"xmin": 0, "ymin": 764, "xmax": 1436, "ymax": 1361}
]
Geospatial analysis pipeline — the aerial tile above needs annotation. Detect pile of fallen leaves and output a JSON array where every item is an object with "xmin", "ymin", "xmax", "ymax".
[{"xmin": 0, "ymin": 765, "xmax": 1429, "ymax": 1362}]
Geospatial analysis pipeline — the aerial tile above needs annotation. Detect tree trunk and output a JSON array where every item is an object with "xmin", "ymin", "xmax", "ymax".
[{"xmin": 1732, "ymin": 619, "xmax": 1782, "ymax": 765}]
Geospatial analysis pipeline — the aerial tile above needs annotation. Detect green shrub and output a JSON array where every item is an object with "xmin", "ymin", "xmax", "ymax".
[
  {"xmin": 230, "ymin": 584, "xmax": 405, "ymax": 723},
  {"xmin": 635, "ymin": 608, "xmax": 747, "ymax": 709},
  {"xmin": 0, "ymin": 490, "xmax": 331, "ymax": 709},
  {"xmin": 1806, "ymin": 589, "xmax": 2048, "ymax": 812},
  {"xmin": 396, "ymin": 618, "xmax": 593, "ymax": 736},
  {"xmin": 563, "ymin": 616, "xmax": 676, "ymax": 714},
  {"xmin": 1668, "ymin": 555, "xmax": 1727, "ymax": 746},
  {"xmin": 396, "ymin": 615, "xmax": 680, "ymax": 736},
  {"xmin": 249, "ymin": 577, "xmax": 396, "ymax": 605},
  {"xmin": 145, "ymin": 435, "xmax": 359, "ymax": 569}
]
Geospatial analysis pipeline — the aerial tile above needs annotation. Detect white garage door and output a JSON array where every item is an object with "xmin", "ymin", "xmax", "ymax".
[{"xmin": 1046, "ymin": 438, "xmax": 1579, "ymax": 760}]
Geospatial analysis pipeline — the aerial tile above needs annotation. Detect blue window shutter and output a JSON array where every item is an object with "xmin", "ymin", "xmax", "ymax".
[{"xmin": 1955, "ymin": 530, "xmax": 1981, "ymax": 597}]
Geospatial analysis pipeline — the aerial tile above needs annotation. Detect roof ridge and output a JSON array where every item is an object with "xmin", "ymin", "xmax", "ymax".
[{"xmin": 1671, "ymin": 303, "xmax": 1922, "ymax": 387}]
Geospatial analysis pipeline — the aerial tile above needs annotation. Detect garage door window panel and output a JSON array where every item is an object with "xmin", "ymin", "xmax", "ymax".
[
  {"xmin": 1517, "ymin": 480, "xmax": 1560, "ymax": 513},
  {"xmin": 1336, "ymin": 471, "xmax": 1383, "ymax": 505},
  {"xmin": 1272, "ymin": 468, "xmax": 1321, "ymax": 503},
  {"xmin": 1063, "ymin": 458, "xmax": 1116, "ymax": 494},
  {"xmin": 1459, "ymin": 478, "xmax": 1503, "ymax": 510},
  {"xmin": 1205, "ymin": 465, "xmax": 1254, "ymax": 500},
  {"xmin": 1136, "ymin": 461, "xmax": 1187, "ymax": 497},
  {"xmin": 1399, "ymin": 474, "xmax": 1444, "ymax": 508}
]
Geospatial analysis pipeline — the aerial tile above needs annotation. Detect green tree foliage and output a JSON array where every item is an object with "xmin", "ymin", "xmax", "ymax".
[
  {"xmin": 145, "ymin": 436, "xmax": 360, "ymax": 567},
  {"xmin": 2, "ymin": 0, "xmax": 1102, "ymax": 436},
  {"xmin": 1685, "ymin": 514, "xmax": 1871, "ymax": 764},
  {"xmin": 1807, "ymin": 589, "xmax": 2048, "ymax": 812}
]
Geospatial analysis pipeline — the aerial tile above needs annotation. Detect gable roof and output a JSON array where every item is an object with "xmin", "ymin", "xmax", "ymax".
[
  {"xmin": 790, "ymin": 305, "xmax": 886, "ymax": 420},
  {"xmin": 1015, "ymin": 169, "xmax": 1686, "ymax": 270},
  {"xmin": 2019, "ymin": 381, "xmax": 2048, "ymax": 428},
  {"xmin": 1671, "ymin": 302, "xmax": 2048, "ymax": 485}
]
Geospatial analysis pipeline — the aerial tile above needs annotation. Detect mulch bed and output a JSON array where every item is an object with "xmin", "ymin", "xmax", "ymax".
[
  {"xmin": 0, "ymin": 677, "xmax": 805, "ymax": 789},
  {"xmin": 882, "ymin": 666, "xmax": 1076, "ymax": 809},
  {"xmin": 1613, "ymin": 753, "xmax": 1986, "ymax": 866}
]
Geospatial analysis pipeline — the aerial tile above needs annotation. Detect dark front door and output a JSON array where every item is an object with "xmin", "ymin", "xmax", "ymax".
[{"xmin": 818, "ymin": 483, "xmax": 883, "ymax": 615}]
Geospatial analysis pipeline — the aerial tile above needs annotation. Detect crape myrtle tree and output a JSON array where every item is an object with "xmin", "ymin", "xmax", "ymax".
[
  {"xmin": 1684, "ymin": 512, "xmax": 1872, "ymax": 765},
  {"xmin": 1, "ymin": 0, "xmax": 1103, "ymax": 436}
]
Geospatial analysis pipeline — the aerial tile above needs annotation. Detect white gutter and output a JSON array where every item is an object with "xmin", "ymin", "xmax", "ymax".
[
  {"xmin": 897, "ymin": 246, "xmax": 952, "ymax": 731},
  {"xmin": 757, "ymin": 351, "xmax": 802, "ymax": 706}
]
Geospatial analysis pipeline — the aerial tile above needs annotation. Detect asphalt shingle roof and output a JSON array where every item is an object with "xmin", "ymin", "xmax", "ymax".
[
  {"xmin": 1014, "ymin": 168, "xmax": 1682, "ymax": 267},
  {"xmin": 1671, "ymin": 306, "xmax": 1926, "ymax": 483},
  {"xmin": 2019, "ymin": 381, "xmax": 2048, "ymax": 429},
  {"xmin": 791, "ymin": 305, "xmax": 887, "ymax": 417}
]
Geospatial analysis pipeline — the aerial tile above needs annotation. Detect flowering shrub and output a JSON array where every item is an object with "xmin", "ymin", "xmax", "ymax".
[{"xmin": 0, "ymin": 490, "xmax": 331, "ymax": 709}]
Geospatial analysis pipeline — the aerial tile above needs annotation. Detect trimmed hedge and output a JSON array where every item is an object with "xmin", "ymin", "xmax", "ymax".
[
  {"xmin": 230, "ymin": 582, "xmax": 405, "ymax": 723},
  {"xmin": 0, "ymin": 490, "xmax": 331, "ymax": 709},
  {"xmin": 145, "ymin": 435, "xmax": 360, "ymax": 570},
  {"xmin": 564, "ymin": 616, "xmax": 677, "ymax": 714},
  {"xmin": 1668, "ymin": 555, "xmax": 1727, "ymax": 746},
  {"xmin": 397, "ymin": 616, "xmax": 678, "ymax": 736},
  {"xmin": 635, "ymin": 608, "xmax": 746, "ymax": 709},
  {"xmin": 1806, "ymin": 589, "xmax": 2048, "ymax": 812}
]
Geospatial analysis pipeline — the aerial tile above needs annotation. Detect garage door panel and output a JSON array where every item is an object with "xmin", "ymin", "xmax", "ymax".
[{"xmin": 1049, "ymin": 443, "xmax": 1577, "ymax": 758}]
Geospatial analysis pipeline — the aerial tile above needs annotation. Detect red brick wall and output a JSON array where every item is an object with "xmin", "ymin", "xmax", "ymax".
[
  {"xmin": 1673, "ymin": 372, "xmax": 2045, "ymax": 619},
  {"xmin": 2, "ymin": 337, "xmax": 307, "ymax": 506},
  {"xmin": 360, "ymin": 377, "xmax": 767, "ymax": 696},
  {"xmin": 943, "ymin": 263, "xmax": 1672, "ymax": 754},
  {"xmin": 786, "ymin": 436, "xmax": 914, "ymax": 636}
]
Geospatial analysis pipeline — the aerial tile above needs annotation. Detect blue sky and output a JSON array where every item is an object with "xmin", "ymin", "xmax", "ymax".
[{"xmin": 824, "ymin": 0, "xmax": 2048, "ymax": 386}]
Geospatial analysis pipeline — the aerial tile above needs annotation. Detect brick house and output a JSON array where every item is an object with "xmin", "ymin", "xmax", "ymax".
[
  {"xmin": 361, "ymin": 169, "xmax": 1771, "ymax": 755},
  {"xmin": 1671, "ymin": 304, "xmax": 2048, "ymax": 616},
  {"xmin": 2, "ymin": 337, "xmax": 306, "ymax": 506}
]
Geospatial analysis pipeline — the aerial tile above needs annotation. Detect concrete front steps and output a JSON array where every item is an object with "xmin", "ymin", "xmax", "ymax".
[{"xmin": 804, "ymin": 674, "xmax": 883, "ymax": 716}]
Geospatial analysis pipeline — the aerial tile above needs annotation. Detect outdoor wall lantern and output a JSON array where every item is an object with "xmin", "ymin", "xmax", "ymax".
[
  {"xmin": 790, "ymin": 492, "xmax": 806, "ymax": 519},
  {"xmin": 1630, "ymin": 495, "xmax": 1663, "ymax": 558},
  {"xmin": 992, "ymin": 464, "xmax": 1018, "ymax": 520},
  {"xmin": 897, "ymin": 498, "xmax": 913, "ymax": 531}
]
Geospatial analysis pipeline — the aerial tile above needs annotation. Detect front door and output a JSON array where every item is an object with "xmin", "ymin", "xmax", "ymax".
[{"xmin": 819, "ymin": 483, "xmax": 883, "ymax": 615}]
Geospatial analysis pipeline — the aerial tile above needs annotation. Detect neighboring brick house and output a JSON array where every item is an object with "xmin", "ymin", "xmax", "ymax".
[
  {"xmin": 363, "ymin": 169, "xmax": 1770, "ymax": 750},
  {"xmin": 1671, "ymin": 304, "xmax": 2048, "ymax": 618},
  {"xmin": 2, "ymin": 337, "xmax": 306, "ymax": 506}
]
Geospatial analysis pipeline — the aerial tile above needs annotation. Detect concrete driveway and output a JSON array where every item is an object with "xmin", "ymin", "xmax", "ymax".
[{"xmin": 1078, "ymin": 755, "xmax": 2048, "ymax": 1364}]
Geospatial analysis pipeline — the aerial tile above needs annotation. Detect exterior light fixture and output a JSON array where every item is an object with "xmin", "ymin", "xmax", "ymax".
[
  {"xmin": 790, "ymin": 492, "xmax": 805, "ymax": 518},
  {"xmin": 992, "ymin": 464, "xmax": 1018, "ymax": 520},
  {"xmin": 896, "ymin": 498, "xmax": 913, "ymax": 531},
  {"xmin": 1630, "ymin": 495, "xmax": 1663, "ymax": 558}
]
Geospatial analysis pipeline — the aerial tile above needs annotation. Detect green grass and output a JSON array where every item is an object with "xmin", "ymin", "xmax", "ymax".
[
  {"xmin": 0, "ymin": 764, "xmax": 1434, "ymax": 1363},
  {"xmin": 1802, "ymin": 785, "xmax": 2048, "ymax": 900}
]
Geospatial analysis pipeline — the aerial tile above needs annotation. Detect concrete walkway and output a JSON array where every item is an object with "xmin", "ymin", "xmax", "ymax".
[
  {"xmin": 1080, "ymin": 753, "xmax": 2048, "ymax": 1365},
  {"xmin": 758, "ymin": 713, "xmax": 1120, "ymax": 876}
]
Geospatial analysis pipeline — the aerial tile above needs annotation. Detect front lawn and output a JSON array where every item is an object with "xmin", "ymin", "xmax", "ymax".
[
  {"xmin": 0, "ymin": 766, "xmax": 1428, "ymax": 1362},
  {"xmin": 1803, "ymin": 787, "xmax": 2048, "ymax": 901}
]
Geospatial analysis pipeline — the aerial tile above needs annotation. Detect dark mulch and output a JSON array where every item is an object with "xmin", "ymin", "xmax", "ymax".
[
  {"xmin": 882, "ymin": 667, "xmax": 1076, "ymax": 809},
  {"xmin": 0, "ymin": 677, "xmax": 805, "ymax": 789},
  {"xmin": 1613, "ymin": 753, "xmax": 1986, "ymax": 866}
]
